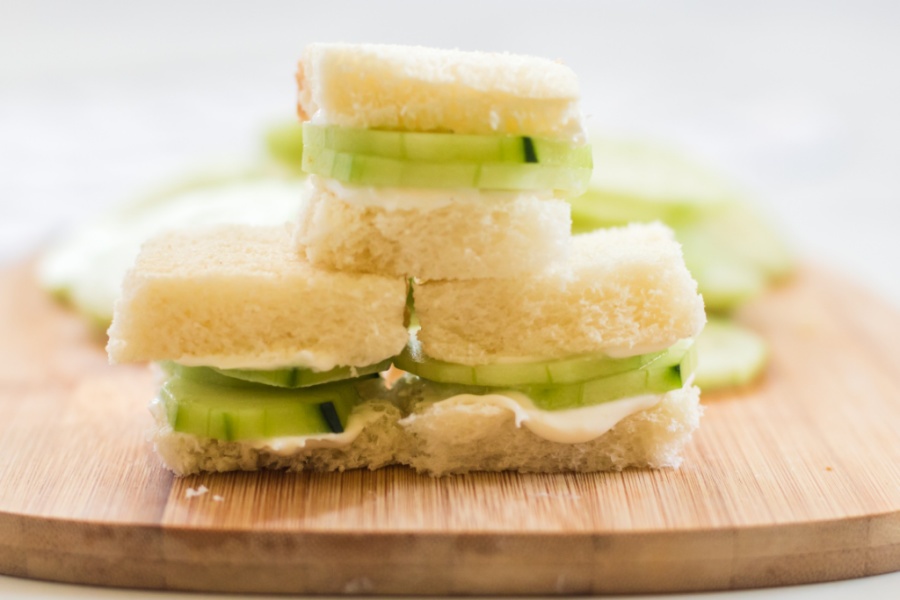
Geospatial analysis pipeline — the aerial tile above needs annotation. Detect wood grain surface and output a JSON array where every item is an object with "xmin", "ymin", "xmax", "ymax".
[{"xmin": 0, "ymin": 261, "xmax": 898, "ymax": 594}]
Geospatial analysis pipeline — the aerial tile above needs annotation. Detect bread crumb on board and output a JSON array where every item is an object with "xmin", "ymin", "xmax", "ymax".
[{"xmin": 185, "ymin": 485, "xmax": 209, "ymax": 498}]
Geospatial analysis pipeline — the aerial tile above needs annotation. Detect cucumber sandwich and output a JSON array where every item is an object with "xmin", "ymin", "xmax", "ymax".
[
  {"xmin": 106, "ymin": 225, "xmax": 410, "ymax": 475},
  {"xmin": 293, "ymin": 43, "xmax": 591, "ymax": 280},
  {"xmin": 107, "ymin": 44, "xmax": 706, "ymax": 476},
  {"xmin": 394, "ymin": 223, "xmax": 705, "ymax": 475}
]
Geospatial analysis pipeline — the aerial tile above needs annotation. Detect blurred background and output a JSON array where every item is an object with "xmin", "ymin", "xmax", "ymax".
[{"xmin": 2, "ymin": 0, "xmax": 899, "ymax": 303}]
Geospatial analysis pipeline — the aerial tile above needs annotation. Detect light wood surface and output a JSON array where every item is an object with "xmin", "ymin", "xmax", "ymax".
[{"xmin": 0, "ymin": 262, "xmax": 898, "ymax": 595}]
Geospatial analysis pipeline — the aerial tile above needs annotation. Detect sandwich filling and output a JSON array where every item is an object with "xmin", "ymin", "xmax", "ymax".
[
  {"xmin": 396, "ymin": 332, "xmax": 698, "ymax": 443},
  {"xmin": 301, "ymin": 123, "xmax": 592, "ymax": 197},
  {"xmin": 155, "ymin": 361, "xmax": 393, "ymax": 448}
]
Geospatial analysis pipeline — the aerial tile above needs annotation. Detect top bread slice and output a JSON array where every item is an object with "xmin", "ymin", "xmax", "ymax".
[
  {"xmin": 414, "ymin": 222, "xmax": 706, "ymax": 365},
  {"xmin": 296, "ymin": 43, "xmax": 584, "ymax": 139},
  {"xmin": 107, "ymin": 225, "xmax": 408, "ymax": 371}
]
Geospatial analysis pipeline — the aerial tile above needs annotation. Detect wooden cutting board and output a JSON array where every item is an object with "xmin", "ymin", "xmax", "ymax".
[{"xmin": 0, "ymin": 261, "xmax": 898, "ymax": 595}]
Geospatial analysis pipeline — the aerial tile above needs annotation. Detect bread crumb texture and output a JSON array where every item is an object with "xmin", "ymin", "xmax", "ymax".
[
  {"xmin": 297, "ymin": 43, "xmax": 584, "ymax": 139},
  {"xmin": 416, "ymin": 222, "xmax": 706, "ymax": 364},
  {"xmin": 106, "ymin": 225, "xmax": 408, "ymax": 369},
  {"xmin": 396, "ymin": 384, "xmax": 702, "ymax": 476},
  {"xmin": 296, "ymin": 180, "xmax": 571, "ymax": 279}
]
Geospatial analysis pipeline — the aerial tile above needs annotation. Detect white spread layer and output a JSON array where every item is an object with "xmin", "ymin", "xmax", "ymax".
[
  {"xmin": 429, "ymin": 392, "xmax": 661, "ymax": 444},
  {"xmin": 402, "ymin": 386, "xmax": 682, "ymax": 444},
  {"xmin": 310, "ymin": 175, "xmax": 555, "ymax": 211},
  {"xmin": 175, "ymin": 342, "xmax": 672, "ymax": 371}
]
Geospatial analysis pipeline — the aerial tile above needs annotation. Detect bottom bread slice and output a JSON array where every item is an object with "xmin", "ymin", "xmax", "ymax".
[
  {"xmin": 149, "ymin": 385, "xmax": 701, "ymax": 476},
  {"xmin": 394, "ymin": 385, "xmax": 703, "ymax": 476}
]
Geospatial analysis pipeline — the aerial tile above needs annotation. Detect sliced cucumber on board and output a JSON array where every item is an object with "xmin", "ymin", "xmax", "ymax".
[
  {"xmin": 694, "ymin": 318, "xmax": 768, "ymax": 392},
  {"xmin": 264, "ymin": 121, "xmax": 305, "ymax": 172},
  {"xmin": 569, "ymin": 136, "xmax": 793, "ymax": 312}
]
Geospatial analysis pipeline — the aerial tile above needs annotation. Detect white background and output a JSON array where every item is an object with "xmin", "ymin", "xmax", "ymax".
[{"xmin": 1, "ymin": 0, "xmax": 899, "ymax": 598}]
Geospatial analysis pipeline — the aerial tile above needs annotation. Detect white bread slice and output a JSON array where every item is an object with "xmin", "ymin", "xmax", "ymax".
[
  {"xmin": 149, "ymin": 398, "xmax": 405, "ymax": 476},
  {"xmin": 295, "ymin": 177, "xmax": 571, "ymax": 279},
  {"xmin": 415, "ymin": 222, "xmax": 706, "ymax": 364},
  {"xmin": 394, "ymin": 382, "xmax": 702, "ymax": 476},
  {"xmin": 297, "ymin": 43, "xmax": 584, "ymax": 140},
  {"xmin": 107, "ymin": 224, "xmax": 408, "ymax": 371}
]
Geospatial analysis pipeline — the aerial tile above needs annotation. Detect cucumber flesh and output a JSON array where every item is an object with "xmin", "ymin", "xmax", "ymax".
[
  {"xmin": 303, "ymin": 148, "xmax": 591, "ymax": 195},
  {"xmin": 694, "ymin": 318, "xmax": 768, "ymax": 392},
  {"xmin": 265, "ymin": 121, "xmax": 304, "ymax": 172},
  {"xmin": 160, "ymin": 372, "xmax": 363, "ymax": 441},
  {"xmin": 209, "ymin": 359, "xmax": 393, "ymax": 388},
  {"xmin": 519, "ymin": 340, "xmax": 696, "ymax": 410},
  {"xmin": 402, "ymin": 341, "xmax": 695, "ymax": 411},
  {"xmin": 302, "ymin": 123, "xmax": 592, "ymax": 167},
  {"xmin": 394, "ymin": 337, "xmax": 667, "ymax": 386}
]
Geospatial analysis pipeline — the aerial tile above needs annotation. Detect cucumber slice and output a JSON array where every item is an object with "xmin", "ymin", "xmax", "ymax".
[
  {"xmin": 160, "ymin": 372, "xmax": 362, "ymax": 440},
  {"xmin": 303, "ymin": 148, "xmax": 591, "ymax": 195},
  {"xmin": 694, "ymin": 318, "xmax": 768, "ymax": 392},
  {"xmin": 394, "ymin": 337, "xmax": 667, "ymax": 386},
  {"xmin": 302, "ymin": 124, "xmax": 592, "ymax": 167},
  {"xmin": 517, "ymin": 340, "xmax": 695, "ymax": 411},
  {"xmin": 209, "ymin": 358, "xmax": 393, "ymax": 388},
  {"xmin": 587, "ymin": 138, "xmax": 738, "ymax": 215},
  {"xmin": 421, "ymin": 340, "xmax": 695, "ymax": 411},
  {"xmin": 264, "ymin": 121, "xmax": 304, "ymax": 172}
]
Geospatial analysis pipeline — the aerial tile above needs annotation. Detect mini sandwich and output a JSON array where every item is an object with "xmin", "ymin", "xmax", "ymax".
[
  {"xmin": 294, "ymin": 43, "xmax": 591, "ymax": 280},
  {"xmin": 393, "ymin": 223, "xmax": 706, "ymax": 475},
  {"xmin": 106, "ymin": 225, "xmax": 409, "ymax": 475},
  {"xmin": 107, "ymin": 44, "xmax": 706, "ymax": 478}
]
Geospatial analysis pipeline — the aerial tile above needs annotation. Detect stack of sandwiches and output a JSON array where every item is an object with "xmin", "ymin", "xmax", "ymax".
[{"xmin": 107, "ymin": 43, "xmax": 706, "ymax": 476}]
